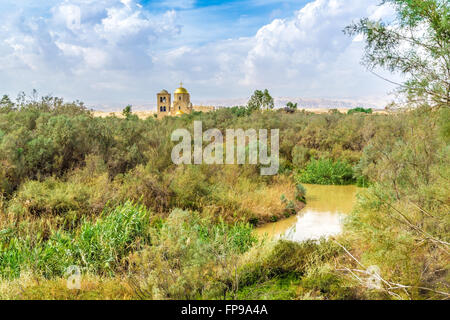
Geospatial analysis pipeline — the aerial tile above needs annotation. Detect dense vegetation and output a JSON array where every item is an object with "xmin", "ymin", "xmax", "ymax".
[
  {"xmin": 0, "ymin": 0, "xmax": 448, "ymax": 300},
  {"xmin": 0, "ymin": 94, "xmax": 447, "ymax": 299}
]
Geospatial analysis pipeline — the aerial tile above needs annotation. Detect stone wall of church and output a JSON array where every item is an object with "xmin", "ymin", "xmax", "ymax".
[
  {"xmin": 173, "ymin": 92, "xmax": 192, "ymax": 114},
  {"xmin": 193, "ymin": 105, "xmax": 215, "ymax": 112}
]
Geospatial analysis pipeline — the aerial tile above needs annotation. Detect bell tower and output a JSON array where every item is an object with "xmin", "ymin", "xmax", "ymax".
[{"xmin": 157, "ymin": 89, "xmax": 171, "ymax": 118}]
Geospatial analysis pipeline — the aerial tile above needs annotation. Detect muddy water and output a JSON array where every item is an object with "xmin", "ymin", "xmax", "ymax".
[{"xmin": 256, "ymin": 184, "xmax": 359, "ymax": 242}]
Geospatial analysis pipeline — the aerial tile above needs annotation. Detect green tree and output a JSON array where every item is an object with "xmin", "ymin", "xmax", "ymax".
[
  {"xmin": 0, "ymin": 95, "xmax": 15, "ymax": 113},
  {"xmin": 287, "ymin": 102, "xmax": 298, "ymax": 110},
  {"xmin": 122, "ymin": 105, "xmax": 132, "ymax": 119},
  {"xmin": 247, "ymin": 89, "xmax": 274, "ymax": 111},
  {"xmin": 345, "ymin": 0, "xmax": 450, "ymax": 108},
  {"xmin": 347, "ymin": 107, "xmax": 373, "ymax": 115}
]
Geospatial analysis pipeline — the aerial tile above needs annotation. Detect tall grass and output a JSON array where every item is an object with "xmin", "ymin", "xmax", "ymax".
[{"xmin": 0, "ymin": 202, "xmax": 151, "ymax": 279}]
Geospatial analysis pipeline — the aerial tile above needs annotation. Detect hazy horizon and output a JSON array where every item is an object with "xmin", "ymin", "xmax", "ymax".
[{"xmin": 89, "ymin": 94, "xmax": 389, "ymax": 112}]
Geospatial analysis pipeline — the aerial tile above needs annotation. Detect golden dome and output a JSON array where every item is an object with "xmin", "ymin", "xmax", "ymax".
[
  {"xmin": 174, "ymin": 82, "xmax": 188, "ymax": 94},
  {"xmin": 175, "ymin": 110, "xmax": 185, "ymax": 116}
]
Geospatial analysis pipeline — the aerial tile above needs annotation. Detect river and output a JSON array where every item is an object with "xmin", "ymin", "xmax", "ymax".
[{"xmin": 256, "ymin": 184, "xmax": 359, "ymax": 242}]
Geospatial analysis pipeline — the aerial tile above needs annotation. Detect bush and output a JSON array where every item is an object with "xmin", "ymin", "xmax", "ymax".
[
  {"xmin": 117, "ymin": 166, "xmax": 171, "ymax": 213},
  {"xmin": 169, "ymin": 166, "xmax": 211, "ymax": 209},
  {"xmin": 348, "ymin": 107, "xmax": 372, "ymax": 115},
  {"xmin": 292, "ymin": 145, "xmax": 310, "ymax": 169},
  {"xmin": 300, "ymin": 265, "xmax": 359, "ymax": 299},
  {"xmin": 127, "ymin": 209, "xmax": 257, "ymax": 299},
  {"xmin": 236, "ymin": 240, "xmax": 343, "ymax": 298},
  {"xmin": 297, "ymin": 158, "xmax": 355, "ymax": 185},
  {"xmin": 8, "ymin": 178, "xmax": 92, "ymax": 229}
]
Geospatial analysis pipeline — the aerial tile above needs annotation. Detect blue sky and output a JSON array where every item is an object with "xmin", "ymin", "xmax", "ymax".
[
  {"xmin": 0, "ymin": 0, "xmax": 397, "ymax": 110},
  {"xmin": 141, "ymin": 0, "xmax": 310, "ymax": 41}
]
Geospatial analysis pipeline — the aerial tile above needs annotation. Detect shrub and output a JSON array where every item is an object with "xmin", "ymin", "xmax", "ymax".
[
  {"xmin": 8, "ymin": 178, "xmax": 92, "ymax": 221},
  {"xmin": 297, "ymin": 158, "xmax": 355, "ymax": 185},
  {"xmin": 117, "ymin": 166, "xmax": 171, "ymax": 213},
  {"xmin": 236, "ymin": 240, "xmax": 342, "ymax": 295},
  {"xmin": 348, "ymin": 107, "xmax": 372, "ymax": 115},
  {"xmin": 292, "ymin": 145, "xmax": 310, "ymax": 169},
  {"xmin": 127, "ymin": 209, "xmax": 256, "ymax": 299},
  {"xmin": 169, "ymin": 166, "xmax": 210, "ymax": 209}
]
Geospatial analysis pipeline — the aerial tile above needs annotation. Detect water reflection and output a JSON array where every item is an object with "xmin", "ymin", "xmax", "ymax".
[{"xmin": 256, "ymin": 184, "xmax": 359, "ymax": 242}]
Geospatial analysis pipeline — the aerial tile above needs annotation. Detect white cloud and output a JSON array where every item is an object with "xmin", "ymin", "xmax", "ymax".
[
  {"xmin": 149, "ymin": 0, "xmax": 396, "ymax": 103},
  {"xmin": 0, "ymin": 0, "xmax": 398, "ymax": 108},
  {"xmin": 54, "ymin": 4, "xmax": 81, "ymax": 31},
  {"xmin": 55, "ymin": 41, "xmax": 108, "ymax": 69},
  {"xmin": 96, "ymin": 5, "xmax": 157, "ymax": 44},
  {"xmin": 1, "ymin": 0, "xmax": 181, "ymax": 73},
  {"xmin": 242, "ymin": 0, "xmax": 383, "ymax": 86}
]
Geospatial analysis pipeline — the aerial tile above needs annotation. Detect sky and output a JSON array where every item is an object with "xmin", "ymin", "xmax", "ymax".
[{"xmin": 0, "ymin": 0, "xmax": 398, "ymax": 110}]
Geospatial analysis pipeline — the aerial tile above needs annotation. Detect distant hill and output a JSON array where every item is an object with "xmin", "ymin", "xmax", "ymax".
[
  {"xmin": 194, "ymin": 97, "xmax": 385, "ymax": 110},
  {"xmin": 92, "ymin": 97, "xmax": 387, "ymax": 112}
]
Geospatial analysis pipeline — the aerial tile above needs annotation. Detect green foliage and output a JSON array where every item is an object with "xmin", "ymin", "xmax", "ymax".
[
  {"xmin": 300, "ymin": 266, "xmax": 358, "ymax": 300},
  {"xmin": 169, "ymin": 165, "xmax": 211, "ymax": 209},
  {"xmin": 345, "ymin": 0, "xmax": 450, "ymax": 108},
  {"xmin": 297, "ymin": 158, "xmax": 355, "ymax": 185},
  {"xmin": 122, "ymin": 105, "xmax": 132, "ymax": 119},
  {"xmin": 247, "ymin": 89, "xmax": 274, "ymax": 111},
  {"xmin": 75, "ymin": 202, "xmax": 151, "ymax": 274},
  {"xmin": 283, "ymin": 102, "xmax": 298, "ymax": 114},
  {"xmin": 348, "ymin": 107, "xmax": 373, "ymax": 115},
  {"xmin": 295, "ymin": 183, "xmax": 307, "ymax": 203},
  {"xmin": 128, "ymin": 209, "xmax": 256, "ymax": 299},
  {"xmin": 0, "ymin": 91, "xmax": 379, "ymax": 202},
  {"xmin": 235, "ymin": 240, "xmax": 349, "ymax": 300},
  {"xmin": 344, "ymin": 106, "xmax": 449, "ymax": 299},
  {"xmin": 230, "ymin": 106, "xmax": 252, "ymax": 117},
  {"xmin": 286, "ymin": 102, "xmax": 298, "ymax": 110},
  {"xmin": 9, "ymin": 178, "xmax": 91, "ymax": 218},
  {"xmin": 292, "ymin": 145, "xmax": 310, "ymax": 169},
  {"xmin": 0, "ymin": 202, "xmax": 151, "ymax": 279},
  {"xmin": 0, "ymin": 95, "xmax": 15, "ymax": 113},
  {"xmin": 0, "ymin": 87, "xmax": 448, "ymax": 299},
  {"xmin": 236, "ymin": 274, "xmax": 301, "ymax": 300}
]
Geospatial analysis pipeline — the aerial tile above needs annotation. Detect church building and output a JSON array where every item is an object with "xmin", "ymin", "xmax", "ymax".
[{"xmin": 157, "ymin": 83, "xmax": 215, "ymax": 118}]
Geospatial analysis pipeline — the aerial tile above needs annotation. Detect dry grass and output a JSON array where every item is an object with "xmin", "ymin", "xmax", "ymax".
[
  {"xmin": 240, "ymin": 175, "xmax": 298, "ymax": 224},
  {"xmin": 0, "ymin": 273, "xmax": 136, "ymax": 300}
]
